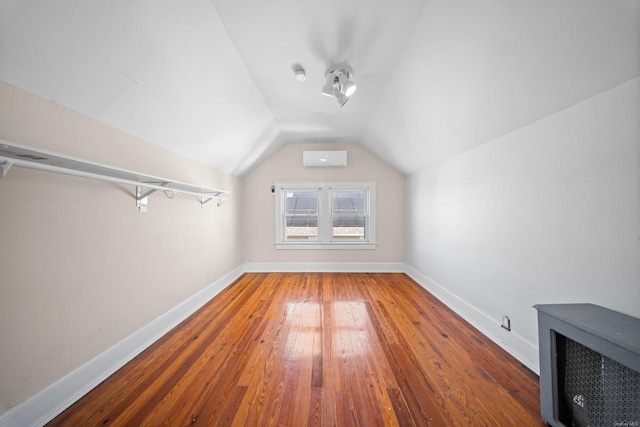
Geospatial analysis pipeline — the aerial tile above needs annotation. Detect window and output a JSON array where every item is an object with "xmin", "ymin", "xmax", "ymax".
[
  {"xmin": 331, "ymin": 189, "xmax": 366, "ymax": 241},
  {"xmin": 285, "ymin": 188, "xmax": 319, "ymax": 241},
  {"xmin": 275, "ymin": 181, "xmax": 376, "ymax": 249}
]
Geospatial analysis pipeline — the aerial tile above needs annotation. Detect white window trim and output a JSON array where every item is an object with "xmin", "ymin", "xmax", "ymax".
[{"xmin": 274, "ymin": 181, "xmax": 377, "ymax": 250}]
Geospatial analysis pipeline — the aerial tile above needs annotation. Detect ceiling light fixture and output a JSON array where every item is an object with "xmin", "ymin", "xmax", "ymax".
[
  {"xmin": 321, "ymin": 74, "xmax": 335, "ymax": 97},
  {"xmin": 293, "ymin": 64, "xmax": 306, "ymax": 81},
  {"xmin": 322, "ymin": 65, "xmax": 357, "ymax": 107}
]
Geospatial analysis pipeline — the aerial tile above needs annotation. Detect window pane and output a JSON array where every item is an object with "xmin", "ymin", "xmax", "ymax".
[
  {"xmin": 285, "ymin": 190, "xmax": 318, "ymax": 240},
  {"xmin": 331, "ymin": 190, "xmax": 366, "ymax": 240},
  {"xmin": 331, "ymin": 191, "xmax": 365, "ymax": 215},
  {"xmin": 332, "ymin": 216, "xmax": 365, "ymax": 227},
  {"xmin": 332, "ymin": 216, "xmax": 365, "ymax": 240},
  {"xmin": 286, "ymin": 191, "xmax": 318, "ymax": 215}
]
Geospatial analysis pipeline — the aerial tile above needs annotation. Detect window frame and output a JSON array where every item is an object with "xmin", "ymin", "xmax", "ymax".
[{"xmin": 274, "ymin": 181, "xmax": 377, "ymax": 250}]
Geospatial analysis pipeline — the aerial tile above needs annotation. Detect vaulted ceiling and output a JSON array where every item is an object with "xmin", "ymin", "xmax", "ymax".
[{"xmin": 1, "ymin": 1, "xmax": 638, "ymax": 176}]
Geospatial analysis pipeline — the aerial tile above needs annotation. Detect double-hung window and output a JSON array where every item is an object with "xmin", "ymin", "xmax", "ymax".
[{"xmin": 275, "ymin": 181, "xmax": 376, "ymax": 249}]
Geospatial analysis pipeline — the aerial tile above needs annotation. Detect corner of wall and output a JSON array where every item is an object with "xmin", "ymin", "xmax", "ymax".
[
  {"xmin": 0, "ymin": 266, "xmax": 245, "ymax": 427},
  {"xmin": 405, "ymin": 265, "xmax": 540, "ymax": 374}
]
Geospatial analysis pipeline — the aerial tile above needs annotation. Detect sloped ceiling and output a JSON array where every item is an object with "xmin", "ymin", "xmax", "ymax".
[
  {"xmin": 364, "ymin": 1, "xmax": 640, "ymax": 175},
  {"xmin": 1, "ymin": 1, "xmax": 638, "ymax": 176}
]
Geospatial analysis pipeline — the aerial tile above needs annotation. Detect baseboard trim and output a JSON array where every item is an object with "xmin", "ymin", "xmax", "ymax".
[
  {"xmin": 243, "ymin": 262, "xmax": 406, "ymax": 273},
  {"xmin": 404, "ymin": 265, "xmax": 540, "ymax": 374},
  {"xmin": 0, "ymin": 265, "xmax": 245, "ymax": 427}
]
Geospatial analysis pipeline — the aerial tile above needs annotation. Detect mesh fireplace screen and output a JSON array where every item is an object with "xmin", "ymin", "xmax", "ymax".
[{"xmin": 556, "ymin": 333, "xmax": 640, "ymax": 427}]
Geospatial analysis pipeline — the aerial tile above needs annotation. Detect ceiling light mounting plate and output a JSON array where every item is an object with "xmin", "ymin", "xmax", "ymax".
[{"xmin": 325, "ymin": 64, "xmax": 353, "ymax": 80}]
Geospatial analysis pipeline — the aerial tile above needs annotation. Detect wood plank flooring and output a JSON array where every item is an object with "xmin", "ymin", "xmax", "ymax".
[{"xmin": 47, "ymin": 273, "xmax": 544, "ymax": 426}]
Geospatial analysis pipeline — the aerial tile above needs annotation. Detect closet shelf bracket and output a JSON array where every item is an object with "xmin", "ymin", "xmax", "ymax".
[{"xmin": 0, "ymin": 159, "xmax": 13, "ymax": 178}]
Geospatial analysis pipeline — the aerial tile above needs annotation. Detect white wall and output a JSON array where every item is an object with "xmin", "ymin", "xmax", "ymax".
[
  {"xmin": 406, "ymin": 77, "xmax": 640, "ymax": 371},
  {"xmin": 242, "ymin": 143, "xmax": 405, "ymax": 267},
  {"xmin": 0, "ymin": 82, "xmax": 243, "ymax": 415}
]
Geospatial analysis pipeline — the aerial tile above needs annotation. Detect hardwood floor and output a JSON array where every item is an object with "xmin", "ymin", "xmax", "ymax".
[{"xmin": 47, "ymin": 273, "xmax": 545, "ymax": 426}]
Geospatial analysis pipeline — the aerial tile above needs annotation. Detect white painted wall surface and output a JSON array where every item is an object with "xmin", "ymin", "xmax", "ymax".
[
  {"xmin": 406, "ymin": 77, "xmax": 640, "ymax": 371},
  {"xmin": 242, "ymin": 143, "xmax": 405, "ymax": 266},
  {"xmin": 0, "ymin": 82, "xmax": 243, "ymax": 416}
]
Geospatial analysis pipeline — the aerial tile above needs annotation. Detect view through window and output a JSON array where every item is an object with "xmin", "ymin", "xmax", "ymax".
[
  {"xmin": 331, "ymin": 190, "xmax": 366, "ymax": 240},
  {"xmin": 285, "ymin": 190, "xmax": 319, "ymax": 240},
  {"xmin": 275, "ymin": 181, "xmax": 376, "ymax": 249}
]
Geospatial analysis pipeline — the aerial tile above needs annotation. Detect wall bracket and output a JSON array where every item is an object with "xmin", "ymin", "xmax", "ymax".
[{"xmin": 0, "ymin": 159, "xmax": 13, "ymax": 178}]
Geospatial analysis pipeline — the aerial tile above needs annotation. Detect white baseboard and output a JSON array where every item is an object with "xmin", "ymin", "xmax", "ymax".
[
  {"xmin": 0, "ymin": 265, "xmax": 245, "ymax": 427},
  {"xmin": 243, "ymin": 262, "xmax": 406, "ymax": 273},
  {"xmin": 405, "ymin": 265, "xmax": 540, "ymax": 374}
]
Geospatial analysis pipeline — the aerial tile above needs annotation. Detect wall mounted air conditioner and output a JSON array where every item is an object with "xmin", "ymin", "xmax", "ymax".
[{"xmin": 303, "ymin": 151, "xmax": 347, "ymax": 168}]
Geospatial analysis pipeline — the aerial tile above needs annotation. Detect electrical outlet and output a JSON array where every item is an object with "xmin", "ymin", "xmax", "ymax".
[{"xmin": 501, "ymin": 315, "xmax": 511, "ymax": 331}]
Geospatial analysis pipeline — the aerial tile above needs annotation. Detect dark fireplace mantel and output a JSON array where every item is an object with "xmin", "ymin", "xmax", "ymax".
[{"xmin": 535, "ymin": 303, "xmax": 640, "ymax": 427}]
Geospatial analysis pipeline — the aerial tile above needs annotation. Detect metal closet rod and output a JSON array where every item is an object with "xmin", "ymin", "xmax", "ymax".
[{"xmin": 0, "ymin": 139, "xmax": 229, "ymax": 209}]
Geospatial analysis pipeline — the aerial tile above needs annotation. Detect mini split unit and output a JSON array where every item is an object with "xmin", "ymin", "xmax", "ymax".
[{"xmin": 302, "ymin": 151, "xmax": 347, "ymax": 168}]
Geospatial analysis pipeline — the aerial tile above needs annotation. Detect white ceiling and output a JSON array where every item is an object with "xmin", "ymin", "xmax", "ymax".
[{"xmin": 1, "ymin": 1, "xmax": 638, "ymax": 176}]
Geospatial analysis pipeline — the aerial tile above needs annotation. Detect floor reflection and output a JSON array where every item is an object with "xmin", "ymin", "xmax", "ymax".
[
  {"xmin": 283, "ymin": 301, "xmax": 321, "ymax": 361},
  {"xmin": 332, "ymin": 301, "xmax": 372, "ymax": 357}
]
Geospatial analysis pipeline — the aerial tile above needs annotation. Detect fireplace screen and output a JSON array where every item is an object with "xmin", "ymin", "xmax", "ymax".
[{"xmin": 556, "ymin": 333, "xmax": 640, "ymax": 427}]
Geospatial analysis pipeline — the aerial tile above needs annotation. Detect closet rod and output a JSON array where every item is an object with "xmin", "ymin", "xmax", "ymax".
[{"xmin": 0, "ymin": 139, "xmax": 229, "ymax": 211}]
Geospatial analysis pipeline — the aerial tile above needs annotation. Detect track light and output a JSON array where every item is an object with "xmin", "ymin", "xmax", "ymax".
[
  {"xmin": 321, "ymin": 74, "xmax": 335, "ymax": 97},
  {"xmin": 342, "ymin": 79, "xmax": 357, "ymax": 97},
  {"xmin": 334, "ymin": 89, "xmax": 350, "ymax": 107},
  {"xmin": 322, "ymin": 65, "xmax": 357, "ymax": 107}
]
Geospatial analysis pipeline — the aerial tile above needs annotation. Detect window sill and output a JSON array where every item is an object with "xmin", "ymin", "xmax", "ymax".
[{"xmin": 275, "ymin": 242, "xmax": 377, "ymax": 250}]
